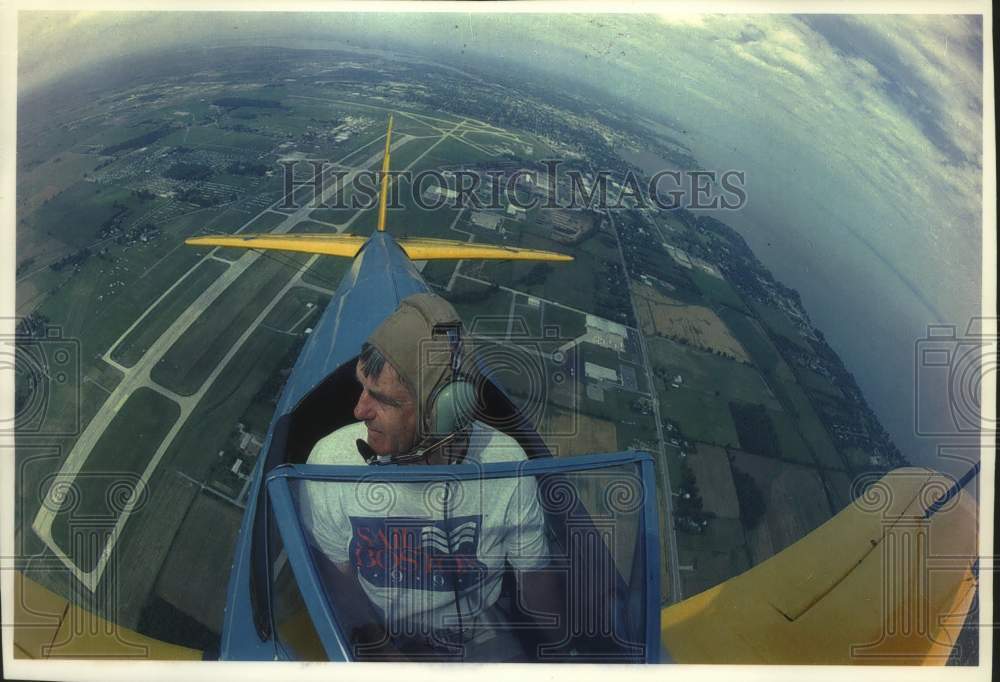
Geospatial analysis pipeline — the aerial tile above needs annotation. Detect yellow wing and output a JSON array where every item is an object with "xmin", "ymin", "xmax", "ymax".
[
  {"xmin": 398, "ymin": 237, "xmax": 573, "ymax": 261},
  {"xmin": 185, "ymin": 233, "xmax": 573, "ymax": 262},
  {"xmin": 661, "ymin": 467, "xmax": 978, "ymax": 664},
  {"xmin": 12, "ymin": 572, "xmax": 202, "ymax": 659},
  {"xmin": 186, "ymin": 233, "xmax": 368, "ymax": 258}
]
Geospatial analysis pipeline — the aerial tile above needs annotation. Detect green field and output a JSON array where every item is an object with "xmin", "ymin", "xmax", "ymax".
[
  {"xmin": 262, "ymin": 286, "xmax": 330, "ymax": 333},
  {"xmin": 646, "ymin": 336, "xmax": 780, "ymax": 410},
  {"xmin": 422, "ymin": 260, "xmax": 457, "ymax": 288},
  {"xmin": 794, "ymin": 366, "xmax": 844, "ymax": 400},
  {"xmin": 338, "ymin": 132, "xmax": 388, "ymax": 167},
  {"xmin": 750, "ymin": 300, "xmax": 813, "ymax": 351},
  {"xmin": 152, "ymin": 252, "xmax": 308, "ymax": 395},
  {"xmin": 301, "ymin": 253, "xmax": 352, "ymax": 292},
  {"xmin": 677, "ymin": 516, "xmax": 746, "ymax": 554},
  {"xmin": 110, "ymin": 259, "xmax": 229, "ymax": 368},
  {"xmin": 469, "ymin": 229, "xmax": 622, "ymax": 320},
  {"xmin": 18, "ymin": 152, "xmax": 105, "ymax": 216},
  {"xmin": 392, "ymin": 115, "xmax": 448, "ymax": 137},
  {"xmin": 33, "ymin": 235, "xmax": 213, "ymax": 369},
  {"xmin": 385, "ymin": 135, "xmax": 448, "ymax": 173},
  {"xmin": 390, "ymin": 178, "xmax": 466, "ymax": 240},
  {"xmin": 27, "ymin": 180, "xmax": 160, "ymax": 249},
  {"xmin": 446, "ymin": 276, "xmax": 513, "ymax": 333},
  {"xmin": 161, "ymin": 326, "xmax": 310, "ymax": 482},
  {"xmin": 772, "ymin": 379, "xmax": 845, "ymax": 470},
  {"xmin": 510, "ymin": 300, "xmax": 543, "ymax": 338},
  {"xmin": 541, "ymin": 302, "xmax": 587, "ymax": 340},
  {"xmin": 662, "ymin": 443, "xmax": 686, "ymax": 494},
  {"xmin": 717, "ymin": 308, "xmax": 796, "ymax": 382},
  {"xmin": 49, "ymin": 387, "xmax": 180, "ymax": 573},
  {"xmin": 657, "ymin": 386, "xmax": 740, "ymax": 448},
  {"xmin": 160, "ymin": 126, "xmax": 276, "ymax": 152},
  {"xmin": 415, "ymin": 135, "xmax": 495, "ymax": 168},
  {"xmin": 768, "ymin": 408, "xmax": 816, "ymax": 465},
  {"xmin": 574, "ymin": 384, "xmax": 658, "ymax": 446},
  {"xmin": 690, "ymin": 268, "xmax": 748, "ymax": 313}
]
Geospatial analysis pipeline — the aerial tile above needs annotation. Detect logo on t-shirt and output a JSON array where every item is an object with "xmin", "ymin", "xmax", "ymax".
[{"xmin": 349, "ymin": 515, "xmax": 487, "ymax": 592}]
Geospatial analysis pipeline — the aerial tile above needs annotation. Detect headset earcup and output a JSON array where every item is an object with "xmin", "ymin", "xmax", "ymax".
[{"xmin": 430, "ymin": 381, "xmax": 477, "ymax": 435}]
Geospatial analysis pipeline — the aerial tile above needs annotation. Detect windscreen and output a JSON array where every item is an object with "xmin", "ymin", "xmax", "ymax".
[{"xmin": 273, "ymin": 459, "xmax": 655, "ymax": 663}]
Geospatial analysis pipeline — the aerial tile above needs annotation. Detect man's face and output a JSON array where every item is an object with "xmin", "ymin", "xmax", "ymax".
[{"xmin": 353, "ymin": 359, "xmax": 418, "ymax": 456}]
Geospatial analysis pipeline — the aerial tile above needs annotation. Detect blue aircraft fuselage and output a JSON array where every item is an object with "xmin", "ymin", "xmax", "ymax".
[{"xmin": 220, "ymin": 231, "xmax": 429, "ymax": 659}]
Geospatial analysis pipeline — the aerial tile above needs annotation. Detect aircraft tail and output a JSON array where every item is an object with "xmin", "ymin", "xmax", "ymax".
[{"xmin": 185, "ymin": 114, "xmax": 573, "ymax": 263}]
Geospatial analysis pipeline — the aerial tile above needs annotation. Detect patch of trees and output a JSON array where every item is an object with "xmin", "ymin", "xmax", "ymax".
[
  {"xmin": 100, "ymin": 127, "xmax": 172, "ymax": 155},
  {"xmin": 674, "ymin": 459, "xmax": 714, "ymax": 533},
  {"xmin": 729, "ymin": 401, "xmax": 782, "ymax": 458},
  {"xmin": 16, "ymin": 312, "xmax": 50, "ymax": 337},
  {"xmin": 731, "ymin": 464, "xmax": 766, "ymax": 531},
  {"xmin": 164, "ymin": 163, "xmax": 213, "ymax": 181},
  {"xmin": 49, "ymin": 248, "xmax": 91, "ymax": 272},
  {"xmin": 97, "ymin": 204, "xmax": 131, "ymax": 239}
]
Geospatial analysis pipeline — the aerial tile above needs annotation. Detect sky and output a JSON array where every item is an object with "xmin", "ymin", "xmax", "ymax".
[{"xmin": 13, "ymin": 8, "xmax": 991, "ymax": 475}]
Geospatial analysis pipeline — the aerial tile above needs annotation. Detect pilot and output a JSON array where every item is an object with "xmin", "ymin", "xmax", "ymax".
[{"xmin": 300, "ymin": 292, "xmax": 561, "ymax": 661}]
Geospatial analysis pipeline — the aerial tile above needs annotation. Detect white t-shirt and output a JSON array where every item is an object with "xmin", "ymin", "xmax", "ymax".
[{"xmin": 300, "ymin": 421, "xmax": 550, "ymax": 635}]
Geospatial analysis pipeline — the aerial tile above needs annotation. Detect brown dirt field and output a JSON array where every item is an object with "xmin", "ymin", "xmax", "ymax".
[
  {"xmin": 631, "ymin": 283, "xmax": 749, "ymax": 362},
  {"xmin": 730, "ymin": 449, "xmax": 833, "ymax": 566},
  {"xmin": 688, "ymin": 444, "xmax": 740, "ymax": 519},
  {"xmin": 543, "ymin": 411, "xmax": 618, "ymax": 457}
]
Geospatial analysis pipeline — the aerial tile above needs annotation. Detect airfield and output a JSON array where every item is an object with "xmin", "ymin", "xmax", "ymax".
[{"xmin": 14, "ymin": 52, "xmax": 905, "ymax": 649}]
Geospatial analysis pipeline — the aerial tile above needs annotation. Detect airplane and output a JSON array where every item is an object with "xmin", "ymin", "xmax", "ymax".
[{"xmin": 11, "ymin": 115, "xmax": 979, "ymax": 665}]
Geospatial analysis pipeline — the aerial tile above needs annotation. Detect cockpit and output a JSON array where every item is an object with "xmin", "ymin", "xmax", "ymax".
[{"xmin": 238, "ymin": 357, "xmax": 662, "ymax": 663}]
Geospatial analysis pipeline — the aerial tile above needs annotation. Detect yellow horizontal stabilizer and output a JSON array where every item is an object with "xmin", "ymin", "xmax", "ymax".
[
  {"xmin": 185, "ymin": 233, "xmax": 367, "ymax": 258},
  {"xmin": 397, "ymin": 238, "xmax": 573, "ymax": 262},
  {"xmin": 660, "ymin": 467, "xmax": 978, "ymax": 665}
]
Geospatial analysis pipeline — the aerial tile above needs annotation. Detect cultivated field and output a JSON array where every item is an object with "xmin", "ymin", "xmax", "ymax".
[
  {"xmin": 730, "ymin": 449, "xmax": 834, "ymax": 565},
  {"xmin": 687, "ymin": 444, "xmax": 740, "ymax": 519},
  {"xmin": 632, "ymin": 282, "xmax": 749, "ymax": 362},
  {"xmin": 646, "ymin": 336, "xmax": 779, "ymax": 410},
  {"xmin": 542, "ymin": 410, "xmax": 619, "ymax": 457},
  {"xmin": 153, "ymin": 492, "xmax": 243, "ymax": 635}
]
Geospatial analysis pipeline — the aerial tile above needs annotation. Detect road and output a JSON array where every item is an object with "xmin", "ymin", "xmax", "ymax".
[{"xmin": 605, "ymin": 210, "xmax": 684, "ymax": 605}]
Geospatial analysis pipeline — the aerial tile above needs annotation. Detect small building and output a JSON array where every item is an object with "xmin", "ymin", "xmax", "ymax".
[
  {"xmin": 470, "ymin": 211, "xmax": 503, "ymax": 231},
  {"xmin": 586, "ymin": 330, "xmax": 626, "ymax": 353},
  {"xmin": 584, "ymin": 361, "xmax": 619, "ymax": 384},
  {"xmin": 586, "ymin": 314, "xmax": 628, "ymax": 338},
  {"xmin": 424, "ymin": 185, "xmax": 458, "ymax": 201}
]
